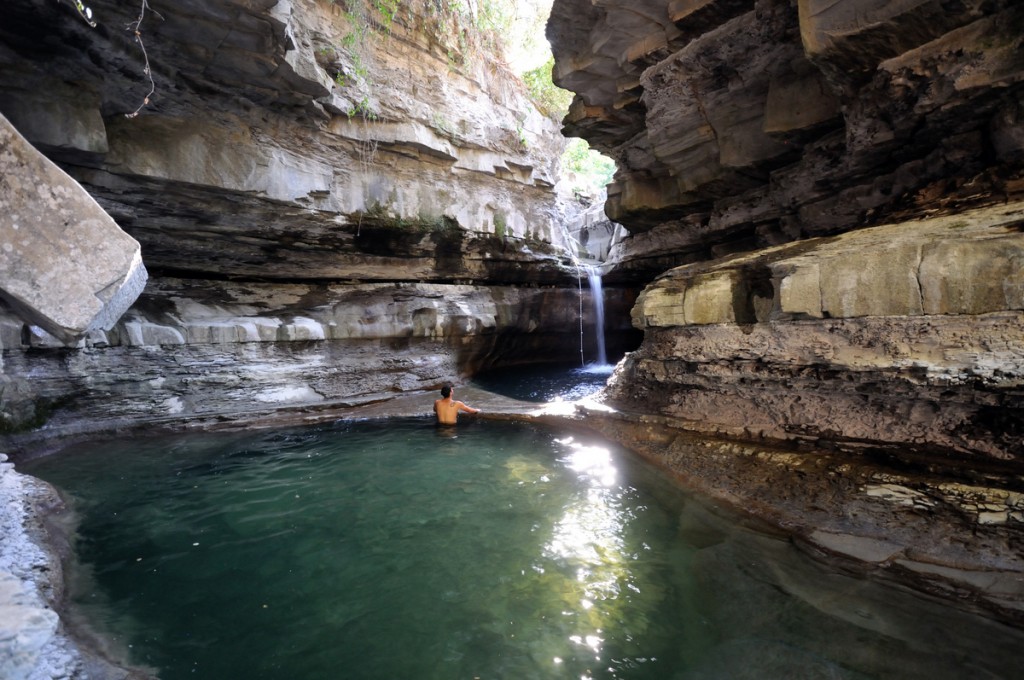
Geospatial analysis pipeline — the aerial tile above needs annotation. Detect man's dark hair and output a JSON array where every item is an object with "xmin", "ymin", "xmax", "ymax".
[{"xmin": 440, "ymin": 384, "xmax": 452, "ymax": 398}]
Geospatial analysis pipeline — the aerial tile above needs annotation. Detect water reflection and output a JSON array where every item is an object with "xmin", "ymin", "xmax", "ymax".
[
  {"xmin": 472, "ymin": 363, "xmax": 613, "ymax": 403},
  {"xmin": 23, "ymin": 420, "xmax": 1024, "ymax": 680},
  {"xmin": 547, "ymin": 437, "xmax": 640, "ymax": 676}
]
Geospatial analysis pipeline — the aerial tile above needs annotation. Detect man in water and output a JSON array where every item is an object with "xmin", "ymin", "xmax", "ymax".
[{"xmin": 434, "ymin": 384, "xmax": 480, "ymax": 424}]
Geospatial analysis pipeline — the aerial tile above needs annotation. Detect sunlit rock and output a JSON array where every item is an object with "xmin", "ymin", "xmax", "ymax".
[
  {"xmin": 0, "ymin": 115, "xmax": 147, "ymax": 344},
  {"xmin": 633, "ymin": 202, "xmax": 1024, "ymax": 327}
]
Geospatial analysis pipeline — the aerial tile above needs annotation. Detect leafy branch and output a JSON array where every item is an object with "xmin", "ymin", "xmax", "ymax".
[{"xmin": 67, "ymin": 0, "xmax": 96, "ymax": 27}]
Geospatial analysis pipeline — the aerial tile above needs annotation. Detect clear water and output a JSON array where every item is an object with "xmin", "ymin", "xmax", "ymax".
[
  {"xmin": 25, "ymin": 419, "xmax": 1024, "ymax": 680},
  {"xmin": 472, "ymin": 363, "xmax": 614, "ymax": 403}
]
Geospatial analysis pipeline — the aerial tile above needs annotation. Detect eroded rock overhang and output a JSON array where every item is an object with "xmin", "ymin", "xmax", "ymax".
[
  {"xmin": 0, "ymin": 0, "xmax": 577, "ymax": 284},
  {"xmin": 549, "ymin": 0, "xmax": 1024, "ymax": 282}
]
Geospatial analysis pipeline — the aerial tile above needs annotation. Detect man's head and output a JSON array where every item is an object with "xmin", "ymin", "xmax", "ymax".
[{"xmin": 441, "ymin": 384, "xmax": 452, "ymax": 398}]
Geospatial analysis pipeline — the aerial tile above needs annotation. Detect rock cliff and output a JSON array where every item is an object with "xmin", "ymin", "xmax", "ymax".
[
  {"xmin": 0, "ymin": 0, "xmax": 641, "ymax": 440},
  {"xmin": 551, "ymin": 0, "xmax": 1024, "ymax": 280},
  {"xmin": 548, "ymin": 0, "xmax": 1024, "ymax": 622}
]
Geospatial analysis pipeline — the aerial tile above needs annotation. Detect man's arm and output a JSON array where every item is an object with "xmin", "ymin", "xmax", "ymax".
[{"xmin": 457, "ymin": 401, "xmax": 480, "ymax": 414}]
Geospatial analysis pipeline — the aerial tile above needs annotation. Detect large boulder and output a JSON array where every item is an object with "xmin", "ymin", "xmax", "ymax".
[{"xmin": 0, "ymin": 114, "xmax": 147, "ymax": 344}]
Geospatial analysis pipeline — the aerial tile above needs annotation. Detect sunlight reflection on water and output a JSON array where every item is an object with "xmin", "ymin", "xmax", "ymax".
[{"xmin": 23, "ymin": 418, "xmax": 1024, "ymax": 680}]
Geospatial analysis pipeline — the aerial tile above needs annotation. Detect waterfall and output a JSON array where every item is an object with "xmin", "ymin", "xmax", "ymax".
[
  {"xmin": 576, "ymin": 262, "xmax": 586, "ymax": 367},
  {"xmin": 586, "ymin": 266, "xmax": 609, "ymax": 368}
]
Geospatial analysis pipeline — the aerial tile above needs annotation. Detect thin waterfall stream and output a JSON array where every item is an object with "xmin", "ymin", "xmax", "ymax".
[
  {"xmin": 587, "ymin": 267, "xmax": 608, "ymax": 367},
  {"xmin": 577, "ymin": 264, "xmax": 613, "ymax": 374}
]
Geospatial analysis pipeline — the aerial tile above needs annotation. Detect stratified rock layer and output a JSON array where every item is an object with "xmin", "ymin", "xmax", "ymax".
[
  {"xmin": 609, "ymin": 202, "xmax": 1024, "ymax": 486},
  {"xmin": 0, "ymin": 0, "xmax": 641, "ymax": 433},
  {"xmin": 0, "ymin": 279, "xmax": 639, "ymax": 452},
  {"xmin": 0, "ymin": 0, "xmax": 573, "ymax": 283},
  {"xmin": 548, "ymin": 0, "xmax": 1024, "ymax": 624},
  {"xmin": 549, "ymin": 0, "xmax": 1024, "ymax": 480},
  {"xmin": 549, "ymin": 0, "xmax": 1024, "ymax": 281}
]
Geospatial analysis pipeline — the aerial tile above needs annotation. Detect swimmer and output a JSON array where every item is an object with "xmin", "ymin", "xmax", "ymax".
[{"xmin": 433, "ymin": 384, "xmax": 480, "ymax": 424}]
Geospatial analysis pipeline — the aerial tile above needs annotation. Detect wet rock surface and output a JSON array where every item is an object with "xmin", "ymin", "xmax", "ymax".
[
  {"xmin": 0, "ymin": 278, "xmax": 640, "ymax": 455},
  {"xmin": 0, "ymin": 0, "xmax": 642, "ymax": 436},
  {"xmin": 546, "ymin": 0, "xmax": 1024, "ymax": 631},
  {"xmin": 0, "ymin": 453, "xmax": 138, "ymax": 679},
  {"xmin": 1, "ymin": 0, "xmax": 1023, "ymax": 671}
]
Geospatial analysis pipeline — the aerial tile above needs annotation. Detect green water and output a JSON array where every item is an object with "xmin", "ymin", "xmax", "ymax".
[{"xmin": 26, "ymin": 419, "xmax": 1023, "ymax": 679}]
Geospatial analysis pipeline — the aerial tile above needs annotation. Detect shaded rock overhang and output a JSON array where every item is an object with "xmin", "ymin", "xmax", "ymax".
[
  {"xmin": 544, "ymin": 0, "xmax": 1024, "ymax": 626},
  {"xmin": 0, "ymin": 0, "xmax": 582, "ymax": 288},
  {"xmin": 548, "ymin": 0, "xmax": 1024, "ymax": 283}
]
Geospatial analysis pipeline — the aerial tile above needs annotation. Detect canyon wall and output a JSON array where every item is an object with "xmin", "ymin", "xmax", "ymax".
[
  {"xmin": 547, "ymin": 0, "xmax": 1024, "ymax": 621},
  {"xmin": 551, "ymin": 0, "xmax": 1024, "ymax": 281},
  {"xmin": 549, "ymin": 0, "xmax": 1024, "ymax": 467},
  {"xmin": 0, "ymin": 0, "xmax": 639, "ymax": 443}
]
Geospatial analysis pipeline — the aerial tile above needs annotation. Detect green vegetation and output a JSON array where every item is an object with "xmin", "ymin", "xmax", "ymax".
[
  {"xmin": 522, "ymin": 57, "xmax": 573, "ymax": 119},
  {"xmin": 326, "ymin": 2, "xmax": 615, "ymax": 198},
  {"xmin": 357, "ymin": 203, "xmax": 459, "ymax": 233},
  {"xmin": 515, "ymin": 123, "xmax": 527, "ymax": 148},
  {"xmin": 561, "ymin": 138, "xmax": 617, "ymax": 196},
  {"xmin": 373, "ymin": 0, "xmax": 401, "ymax": 30},
  {"xmin": 432, "ymin": 112, "xmax": 456, "ymax": 137},
  {"xmin": 347, "ymin": 95, "xmax": 377, "ymax": 120}
]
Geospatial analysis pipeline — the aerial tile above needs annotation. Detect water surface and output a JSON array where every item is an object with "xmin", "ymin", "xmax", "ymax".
[
  {"xmin": 26, "ymin": 419, "xmax": 1023, "ymax": 679},
  {"xmin": 471, "ymin": 363, "xmax": 614, "ymax": 403}
]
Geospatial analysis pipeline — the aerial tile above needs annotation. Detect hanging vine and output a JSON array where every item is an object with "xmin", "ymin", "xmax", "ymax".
[
  {"xmin": 58, "ymin": 0, "xmax": 161, "ymax": 117},
  {"xmin": 124, "ymin": 0, "xmax": 162, "ymax": 118}
]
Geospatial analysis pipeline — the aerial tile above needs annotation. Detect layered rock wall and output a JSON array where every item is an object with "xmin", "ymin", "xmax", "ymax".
[
  {"xmin": 617, "ymin": 202, "xmax": 1024, "ymax": 463},
  {"xmin": 0, "ymin": 0, "xmax": 642, "ymax": 438},
  {"xmin": 0, "ymin": 278, "xmax": 638, "ymax": 450},
  {"xmin": 550, "ymin": 0, "xmax": 1024, "ymax": 281},
  {"xmin": 1, "ymin": 0, "xmax": 571, "ymax": 278},
  {"xmin": 547, "ymin": 0, "xmax": 1024, "ymax": 617},
  {"xmin": 549, "ymin": 0, "xmax": 1024, "ymax": 459}
]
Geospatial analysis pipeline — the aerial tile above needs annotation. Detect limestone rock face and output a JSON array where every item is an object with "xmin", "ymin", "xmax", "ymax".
[
  {"xmin": 546, "ymin": 0, "xmax": 1024, "ymax": 624},
  {"xmin": 549, "ymin": 0, "xmax": 1024, "ymax": 458},
  {"xmin": 0, "ymin": 278, "xmax": 639, "ymax": 446},
  {"xmin": 0, "ymin": 0, "xmax": 573, "ymax": 283},
  {"xmin": 0, "ymin": 115, "xmax": 147, "ymax": 344},
  {"xmin": 0, "ymin": 0, "xmax": 640, "ymax": 433},
  {"xmin": 563, "ymin": 197, "xmax": 627, "ymax": 263},
  {"xmin": 0, "ymin": 456, "xmax": 81, "ymax": 679},
  {"xmin": 549, "ymin": 0, "xmax": 1024, "ymax": 280},
  {"xmin": 612, "ymin": 202, "xmax": 1024, "ymax": 472}
]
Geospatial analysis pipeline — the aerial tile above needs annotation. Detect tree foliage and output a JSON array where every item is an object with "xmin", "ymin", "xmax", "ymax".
[
  {"xmin": 561, "ymin": 138, "xmax": 616, "ymax": 196},
  {"xmin": 521, "ymin": 57, "xmax": 572, "ymax": 119}
]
